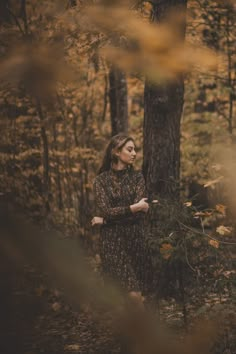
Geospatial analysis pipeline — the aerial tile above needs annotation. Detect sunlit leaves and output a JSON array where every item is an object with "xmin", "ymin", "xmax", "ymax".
[
  {"xmin": 84, "ymin": 3, "xmax": 217, "ymax": 82},
  {"xmin": 208, "ymin": 239, "xmax": 220, "ymax": 248},
  {"xmin": 184, "ymin": 201, "xmax": 192, "ymax": 207},
  {"xmin": 216, "ymin": 225, "xmax": 232, "ymax": 236},
  {"xmin": 204, "ymin": 176, "xmax": 224, "ymax": 188},
  {"xmin": 215, "ymin": 204, "xmax": 226, "ymax": 215}
]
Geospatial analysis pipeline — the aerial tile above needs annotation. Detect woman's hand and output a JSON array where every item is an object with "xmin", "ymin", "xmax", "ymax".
[
  {"xmin": 91, "ymin": 216, "xmax": 104, "ymax": 226},
  {"xmin": 130, "ymin": 198, "xmax": 149, "ymax": 214},
  {"xmin": 137, "ymin": 198, "xmax": 149, "ymax": 213}
]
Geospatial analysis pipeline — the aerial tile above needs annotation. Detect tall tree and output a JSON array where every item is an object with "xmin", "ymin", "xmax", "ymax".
[
  {"xmin": 0, "ymin": 0, "xmax": 11, "ymax": 24},
  {"xmin": 109, "ymin": 65, "xmax": 128, "ymax": 136},
  {"xmin": 143, "ymin": 0, "xmax": 187, "ymax": 199}
]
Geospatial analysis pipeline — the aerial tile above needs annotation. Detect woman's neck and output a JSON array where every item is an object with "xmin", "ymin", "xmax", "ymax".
[{"xmin": 111, "ymin": 162, "xmax": 128, "ymax": 171}]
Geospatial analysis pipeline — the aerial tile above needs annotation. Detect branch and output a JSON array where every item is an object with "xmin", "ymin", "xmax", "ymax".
[
  {"xmin": 176, "ymin": 219, "xmax": 236, "ymax": 245},
  {"xmin": 183, "ymin": 235, "xmax": 198, "ymax": 273}
]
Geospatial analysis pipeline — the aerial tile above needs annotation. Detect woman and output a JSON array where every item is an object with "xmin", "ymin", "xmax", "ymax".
[{"xmin": 91, "ymin": 134, "xmax": 150, "ymax": 302}]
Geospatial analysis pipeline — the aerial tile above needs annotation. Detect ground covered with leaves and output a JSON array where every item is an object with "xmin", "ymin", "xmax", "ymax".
[{"xmin": 0, "ymin": 247, "xmax": 235, "ymax": 354}]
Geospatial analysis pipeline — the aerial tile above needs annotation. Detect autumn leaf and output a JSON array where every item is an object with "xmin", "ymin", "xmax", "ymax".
[
  {"xmin": 160, "ymin": 243, "xmax": 173, "ymax": 260},
  {"xmin": 35, "ymin": 284, "xmax": 46, "ymax": 296},
  {"xmin": 64, "ymin": 344, "xmax": 80, "ymax": 351},
  {"xmin": 184, "ymin": 201, "xmax": 192, "ymax": 207},
  {"xmin": 208, "ymin": 240, "xmax": 219, "ymax": 249},
  {"xmin": 215, "ymin": 204, "xmax": 226, "ymax": 215},
  {"xmin": 51, "ymin": 302, "xmax": 61, "ymax": 311},
  {"xmin": 194, "ymin": 211, "xmax": 212, "ymax": 217},
  {"xmin": 211, "ymin": 164, "xmax": 222, "ymax": 172},
  {"xmin": 204, "ymin": 176, "xmax": 224, "ymax": 188},
  {"xmin": 216, "ymin": 225, "xmax": 232, "ymax": 236},
  {"xmin": 222, "ymin": 270, "xmax": 235, "ymax": 279}
]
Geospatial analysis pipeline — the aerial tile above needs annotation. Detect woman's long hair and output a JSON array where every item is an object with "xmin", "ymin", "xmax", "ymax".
[{"xmin": 97, "ymin": 134, "xmax": 134, "ymax": 175}]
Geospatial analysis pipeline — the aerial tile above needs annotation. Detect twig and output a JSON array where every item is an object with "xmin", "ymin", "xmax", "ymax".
[
  {"xmin": 176, "ymin": 219, "xmax": 236, "ymax": 245},
  {"xmin": 183, "ymin": 235, "xmax": 197, "ymax": 273},
  {"xmin": 200, "ymin": 217, "xmax": 205, "ymax": 234}
]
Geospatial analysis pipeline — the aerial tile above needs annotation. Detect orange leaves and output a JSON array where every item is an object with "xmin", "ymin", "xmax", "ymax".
[
  {"xmin": 215, "ymin": 204, "xmax": 226, "ymax": 216},
  {"xmin": 208, "ymin": 239, "xmax": 219, "ymax": 249},
  {"xmin": 194, "ymin": 211, "xmax": 212, "ymax": 218},
  {"xmin": 84, "ymin": 3, "xmax": 217, "ymax": 83},
  {"xmin": 160, "ymin": 243, "xmax": 173, "ymax": 260}
]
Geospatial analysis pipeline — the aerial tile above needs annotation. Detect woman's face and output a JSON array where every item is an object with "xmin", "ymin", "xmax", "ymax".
[{"xmin": 116, "ymin": 140, "xmax": 136, "ymax": 165}]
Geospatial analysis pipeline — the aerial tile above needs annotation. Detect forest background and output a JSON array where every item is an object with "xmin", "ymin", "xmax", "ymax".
[{"xmin": 0, "ymin": 1, "xmax": 235, "ymax": 353}]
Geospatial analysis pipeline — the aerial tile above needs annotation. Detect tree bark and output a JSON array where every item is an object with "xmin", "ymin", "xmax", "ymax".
[
  {"xmin": 143, "ymin": 0, "xmax": 187, "ymax": 199},
  {"xmin": 109, "ymin": 65, "xmax": 128, "ymax": 136},
  {"xmin": 35, "ymin": 100, "xmax": 50, "ymax": 212},
  {"xmin": 0, "ymin": 0, "xmax": 11, "ymax": 24}
]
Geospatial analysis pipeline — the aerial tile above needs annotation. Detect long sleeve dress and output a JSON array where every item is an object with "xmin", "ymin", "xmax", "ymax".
[{"xmin": 93, "ymin": 166, "xmax": 150, "ymax": 293}]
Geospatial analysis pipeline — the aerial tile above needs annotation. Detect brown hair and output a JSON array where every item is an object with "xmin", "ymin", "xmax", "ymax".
[{"xmin": 98, "ymin": 134, "xmax": 135, "ymax": 175}]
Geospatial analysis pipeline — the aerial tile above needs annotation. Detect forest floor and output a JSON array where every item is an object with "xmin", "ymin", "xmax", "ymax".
[
  {"xmin": 1, "ymin": 258, "xmax": 235, "ymax": 354},
  {"xmin": 0, "ymin": 227, "xmax": 235, "ymax": 354}
]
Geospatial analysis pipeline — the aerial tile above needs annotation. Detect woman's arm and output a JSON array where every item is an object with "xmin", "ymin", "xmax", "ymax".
[
  {"xmin": 93, "ymin": 178, "xmax": 133, "ymax": 220},
  {"xmin": 130, "ymin": 172, "xmax": 149, "ymax": 216},
  {"xmin": 93, "ymin": 172, "xmax": 148, "ymax": 222}
]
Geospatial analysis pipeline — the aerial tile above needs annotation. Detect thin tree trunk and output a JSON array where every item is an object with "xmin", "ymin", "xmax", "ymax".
[
  {"xmin": 35, "ymin": 99, "xmax": 50, "ymax": 212},
  {"xmin": 101, "ymin": 73, "xmax": 108, "ymax": 123},
  {"xmin": 226, "ymin": 9, "xmax": 234, "ymax": 135},
  {"xmin": 143, "ymin": 0, "xmax": 187, "ymax": 199},
  {"xmin": 109, "ymin": 65, "xmax": 128, "ymax": 136},
  {"xmin": 52, "ymin": 121, "xmax": 63, "ymax": 210}
]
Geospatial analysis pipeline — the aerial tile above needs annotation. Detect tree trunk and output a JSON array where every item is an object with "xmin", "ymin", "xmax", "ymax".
[
  {"xmin": 109, "ymin": 65, "xmax": 128, "ymax": 136},
  {"xmin": 143, "ymin": 0, "xmax": 187, "ymax": 199},
  {"xmin": 35, "ymin": 100, "xmax": 50, "ymax": 212},
  {"xmin": 0, "ymin": 0, "xmax": 12, "ymax": 24}
]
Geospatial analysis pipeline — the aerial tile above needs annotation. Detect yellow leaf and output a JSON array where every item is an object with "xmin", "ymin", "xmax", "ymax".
[
  {"xmin": 64, "ymin": 344, "xmax": 80, "ymax": 351},
  {"xmin": 209, "ymin": 239, "xmax": 219, "ymax": 248},
  {"xmin": 204, "ymin": 176, "xmax": 224, "ymax": 188},
  {"xmin": 51, "ymin": 302, "xmax": 61, "ymax": 311},
  {"xmin": 215, "ymin": 204, "xmax": 226, "ymax": 215},
  {"xmin": 184, "ymin": 201, "xmax": 192, "ymax": 207},
  {"xmin": 211, "ymin": 164, "xmax": 222, "ymax": 172},
  {"xmin": 194, "ymin": 211, "xmax": 212, "ymax": 217},
  {"xmin": 216, "ymin": 225, "xmax": 232, "ymax": 236}
]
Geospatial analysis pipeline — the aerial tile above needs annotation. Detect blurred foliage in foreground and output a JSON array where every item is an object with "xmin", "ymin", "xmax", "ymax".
[{"xmin": 0, "ymin": 1, "xmax": 235, "ymax": 352}]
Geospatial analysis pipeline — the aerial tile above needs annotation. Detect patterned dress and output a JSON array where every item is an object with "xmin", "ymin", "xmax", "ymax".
[{"xmin": 93, "ymin": 166, "xmax": 150, "ymax": 293}]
